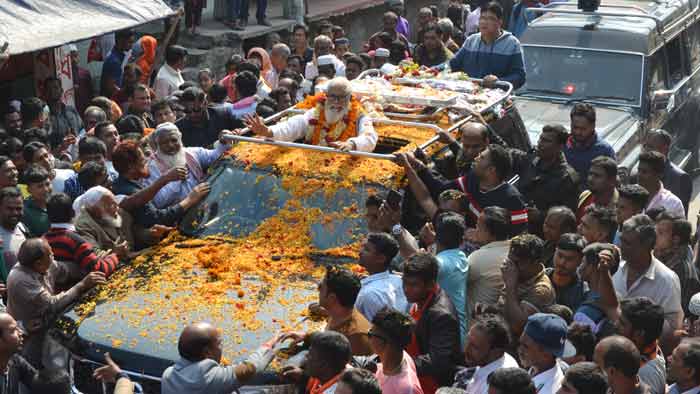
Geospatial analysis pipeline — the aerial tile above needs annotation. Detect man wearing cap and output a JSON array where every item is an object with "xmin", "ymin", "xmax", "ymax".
[
  {"xmin": 334, "ymin": 38, "xmax": 351, "ymax": 59},
  {"xmin": 241, "ymin": 77, "xmax": 378, "ymax": 152},
  {"xmin": 317, "ymin": 55, "xmax": 337, "ymax": 79},
  {"xmin": 372, "ymin": 48, "xmax": 391, "ymax": 69},
  {"xmin": 144, "ymin": 122, "xmax": 232, "ymax": 209},
  {"xmin": 518, "ymin": 313, "xmax": 574, "ymax": 394}
]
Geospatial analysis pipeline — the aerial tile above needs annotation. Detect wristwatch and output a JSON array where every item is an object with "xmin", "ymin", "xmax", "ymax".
[{"xmin": 392, "ymin": 224, "xmax": 403, "ymax": 236}]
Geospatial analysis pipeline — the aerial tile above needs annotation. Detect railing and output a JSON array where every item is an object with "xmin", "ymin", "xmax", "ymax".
[{"xmin": 228, "ymin": 75, "xmax": 513, "ymax": 159}]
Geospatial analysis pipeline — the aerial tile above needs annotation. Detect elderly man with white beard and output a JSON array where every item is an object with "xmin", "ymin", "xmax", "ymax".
[
  {"xmin": 239, "ymin": 77, "xmax": 378, "ymax": 152},
  {"xmin": 145, "ymin": 122, "xmax": 233, "ymax": 209},
  {"xmin": 73, "ymin": 186, "xmax": 135, "ymax": 259}
]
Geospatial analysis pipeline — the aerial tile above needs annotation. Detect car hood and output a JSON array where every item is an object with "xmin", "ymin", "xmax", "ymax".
[{"xmin": 513, "ymin": 98, "xmax": 641, "ymax": 157}]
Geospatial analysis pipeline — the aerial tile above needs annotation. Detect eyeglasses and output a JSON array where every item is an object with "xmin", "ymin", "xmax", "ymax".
[{"xmin": 326, "ymin": 93, "xmax": 350, "ymax": 103}]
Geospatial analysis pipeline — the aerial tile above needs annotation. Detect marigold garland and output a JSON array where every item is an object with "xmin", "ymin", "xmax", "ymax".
[{"xmin": 294, "ymin": 93, "xmax": 364, "ymax": 146}]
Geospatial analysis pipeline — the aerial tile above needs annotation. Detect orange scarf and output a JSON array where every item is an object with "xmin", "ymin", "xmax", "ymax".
[
  {"xmin": 306, "ymin": 371, "xmax": 344, "ymax": 394},
  {"xmin": 407, "ymin": 285, "xmax": 439, "ymax": 394}
]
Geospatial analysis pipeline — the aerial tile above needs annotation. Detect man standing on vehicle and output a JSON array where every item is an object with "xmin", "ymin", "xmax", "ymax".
[
  {"xmin": 448, "ymin": 2, "xmax": 526, "ymax": 89},
  {"xmin": 564, "ymin": 103, "xmax": 616, "ymax": 184},
  {"xmin": 240, "ymin": 77, "xmax": 378, "ymax": 152}
]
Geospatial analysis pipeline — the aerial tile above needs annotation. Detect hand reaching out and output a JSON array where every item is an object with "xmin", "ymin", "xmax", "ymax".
[
  {"xmin": 93, "ymin": 353, "xmax": 124, "ymax": 383},
  {"xmin": 243, "ymin": 114, "xmax": 273, "ymax": 137}
]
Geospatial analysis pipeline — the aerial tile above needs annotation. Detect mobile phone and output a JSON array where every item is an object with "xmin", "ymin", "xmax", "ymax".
[{"xmin": 386, "ymin": 189, "xmax": 403, "ymax": 209}]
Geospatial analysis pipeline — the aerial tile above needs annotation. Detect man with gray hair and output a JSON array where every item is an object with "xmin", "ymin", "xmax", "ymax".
[
  {"xmin": 437, "ymin": 18, "xmax": 460, "ymax": 52},
  {"xmin": 144, "ymin": 122, "xmax": 231, "ymax": 208},
  {"xmin": 305, "ymin": 35, "xmax": 346, "ymax": 81},
  {"xmin": 612, "ymin": 213, "xmax": 683, "ymax": 339},
  {"xmin": 265, "ymin": 43, "xmax": 291, "ymax": 89},
  {"xmin": 73, "ymin": 186, "xmax": 134, "ymax": 258},
  {"xmin": 241, "ymin": 77, "xmax": 378, "ymax": 152}
]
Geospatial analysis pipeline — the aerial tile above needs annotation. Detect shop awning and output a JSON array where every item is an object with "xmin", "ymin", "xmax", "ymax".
[{"xmin": 0, "ymin": 0, "xmax": 174, "ymax": 55}]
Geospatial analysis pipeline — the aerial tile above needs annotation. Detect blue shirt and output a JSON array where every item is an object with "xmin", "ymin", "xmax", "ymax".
[
  {"xmin": 449, "ymin": 31, "xmax": 526, "ymax": 89},
  {"xmin": 356, "ymin": 270, "xmax": 409, "ymax": 322},
  {"xmin": 102, "ymin": 49, "xmax": 127, "ymax": 88},
  {"xmin": 436, "ymin": 248, "xmax": 468, "ymax": 344},
  {"xmin": 508, "ymin": 2, "xmax": 544, "ymax": 38},
  {"xmin": 563, "ymin": 133, "xmax": 616, "ymax": 184}
]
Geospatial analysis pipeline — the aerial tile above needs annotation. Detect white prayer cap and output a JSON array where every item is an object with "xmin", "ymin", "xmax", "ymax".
[
  {"xmin": 68, "ymin": 44, "xmax": 78, "ymax": 53},
  {"xmin": 689, "ymin": 293, "xmax": 700, "ymax": 317},
  {"xmin": 375, "ymin": 48, "xmax": 390, "ymax": 58},
  {"xmin": 153, "ymin": 122, "xmax": 182, "ymax": 144},
  {"xmin": 317, "ymin": 55, "xmax": 335, "ymax": 66},
  {"xmin": 380, "ymin": 63, "xmax": 398, "ymax": 75},
  {"xmin": 72, "ymin": 186, "xmax": 113, "ymax": 213}
]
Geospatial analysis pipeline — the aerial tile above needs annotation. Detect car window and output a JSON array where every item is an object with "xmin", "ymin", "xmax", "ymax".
[
  {"xmin": 665, "ymin": 35, "xmax": 689, "ymax": 86},
  {"xmin": 686, "ymin": 20, "xmax": 700, "ymax": 71},
  {"xmin": 648, "ymin": 52, "xmax": 666, "ymax": 92}
]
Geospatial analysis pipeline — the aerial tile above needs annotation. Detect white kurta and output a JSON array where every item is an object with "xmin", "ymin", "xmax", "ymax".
[{"xmin": 269, "ymin": 108, "xmax": 378, "ymax": 152}]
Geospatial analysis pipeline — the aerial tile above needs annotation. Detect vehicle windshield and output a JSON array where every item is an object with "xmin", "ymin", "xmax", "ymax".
[{"xmin": 519, "ymin": 46, "xmax": 644, "ymax": 106}]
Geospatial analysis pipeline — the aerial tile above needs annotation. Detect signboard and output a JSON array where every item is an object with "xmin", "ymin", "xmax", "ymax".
[{"xmin": 33, "ymin": 45, "xmax": 75, "ymax": 107}]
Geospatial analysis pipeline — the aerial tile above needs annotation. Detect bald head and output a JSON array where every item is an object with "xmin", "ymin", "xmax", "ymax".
[
  {"xmin": 178, "ymin": 322, "xmax": 219, "ymax": 362},
  {"xmin": 459, "ymin": 122, "xmax": 490, "ymax": 162},
  {"xmin": 0, "ymin": 313, "xmax": 15, "ymax": 333},
  {"xmin": 594, "ymin": 335, "xmax": 641, "ymax": 378}
]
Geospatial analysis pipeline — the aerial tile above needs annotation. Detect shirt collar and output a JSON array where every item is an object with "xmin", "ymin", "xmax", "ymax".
[
  {"xmin": 480, "ymin": 240, "xmax": 510, "ymax": 250},
  {"xmin": 360, "ymin": 270, "xmax": 392, "ymax": 285},
  {"xmin": 672, "ymin": 384, "xmax": 700, "ymax": 394},
  {"xmin": 164, "ymin": 63, "xmax": 181, "ymax": 76},
  {"xmin": 51, "ymin": 223, "xmax": 76, "ymax": 232}
]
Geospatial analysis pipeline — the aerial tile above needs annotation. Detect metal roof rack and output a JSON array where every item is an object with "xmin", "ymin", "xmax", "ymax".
[
  {"xmin": 526, "ymin": 2, "xmax": 664, "ymax": 33},
  {"xmin": 225, "ymin": 76, "xmax": 513, "ymax": 160}
]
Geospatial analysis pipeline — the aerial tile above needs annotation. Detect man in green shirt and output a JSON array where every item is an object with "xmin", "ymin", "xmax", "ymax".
[{"xmin": 21, "ymin": 165, "xmax": 51, "ymax": 237}]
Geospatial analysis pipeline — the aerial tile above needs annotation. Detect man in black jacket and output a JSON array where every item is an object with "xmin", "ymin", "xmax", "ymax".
[
  {"xmin": 402, "ymin": 251, "xmax": 462, "ymax": 390},
  {"xmin": 642, "ymin": 129, "xmax": 692, "ymax": 215},
  {"xmin": 510, "ymin": 124, "xmax": 580, "ymax": 234},
  {"xmin": 176, "ymin": 87, "xmax": 237, "ymax": 148}
]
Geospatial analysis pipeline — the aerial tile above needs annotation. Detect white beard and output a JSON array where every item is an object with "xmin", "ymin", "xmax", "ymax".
[
  {"xmin": 101, "ymin": 213, "xmax": 123, "ymax": 229},
  {"xmin": 324, "ymin": 104, "xmax": 349, "ymax": 124},
  {"xmin": 157, "ymin": 148, "xmax": 187, "ymax": 169}
]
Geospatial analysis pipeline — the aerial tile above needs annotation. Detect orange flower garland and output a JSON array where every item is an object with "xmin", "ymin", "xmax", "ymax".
[{"xmin": 295, "ymin": 93, "xmax": 364, "ymax": 146}]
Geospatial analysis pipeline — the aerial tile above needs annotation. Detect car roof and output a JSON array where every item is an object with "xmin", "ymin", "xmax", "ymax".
[{"xmin": 521, "ymin": 0, "xmax": 698, "ymax": 54}]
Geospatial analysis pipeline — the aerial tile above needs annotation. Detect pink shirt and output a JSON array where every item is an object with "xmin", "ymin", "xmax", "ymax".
[
  {"xmin": 646, "ymin": 183, "xmax": 685, "ymax": 219},
  {"xmin": 376, "ymin": 352, "xmax": 424, "ymax": 394},
  {"xmin": 219, "ymin": 74, "xmax": 237, "ymax": 102}
]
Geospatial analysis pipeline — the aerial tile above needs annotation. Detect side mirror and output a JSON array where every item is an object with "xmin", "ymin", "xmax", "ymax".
[{"xmin": 651, "ymin": 89, "xmax": 675, "ymax": 112}]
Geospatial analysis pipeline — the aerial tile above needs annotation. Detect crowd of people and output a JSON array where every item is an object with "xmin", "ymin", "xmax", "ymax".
[{"xmin": 0, "ymin": 0, "xmax": 698, "ymax": 393}]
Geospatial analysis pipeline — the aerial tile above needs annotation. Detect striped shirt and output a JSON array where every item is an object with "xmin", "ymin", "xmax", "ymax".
[{"xmin": 44, "ymin": 225, "xmax": 118, "ymax": 277}]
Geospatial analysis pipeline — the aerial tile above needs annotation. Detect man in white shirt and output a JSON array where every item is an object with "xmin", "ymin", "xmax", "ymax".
[
  {"xmin": 241, "ymin": 77, "xmax": 377, "ymax": 152},
  {"xmin": 455, "ymin": 314, "xmax": 519, "ymax": 394},
  {"xmin": 154, "ymin": 45, "xmax": 187, "ymax": 100},
  {"xmin": 265, "ymin": 43, "xmax": 290, "ymax": 89},
  {"xmin": 518, "ymin": 313, "xmax": 576, "ymax": 394},
  {"xmin": 668, "ymin": 338, "xmax": 700, "ymax": 394},
  {"xmin": 355, "ymin": 233, "xmax": 408, "ymax": 322},
  {"xmin": 305, "ymin": 35, "xmax": 346, "ymax": 80},
  {"xmin": 144, "ymin": 123, "xmax": 231, "ymax": 209},
  {"xmin": 612, "ymin": 214, "xmax": 683, "ymax": 335},
  {"xmin": 638, "ymin": 151, "xmax": 685, "ymax": 218},
  {"xmin": 467, "ymin": 206, "xmax": 510, "ymax": 322}
]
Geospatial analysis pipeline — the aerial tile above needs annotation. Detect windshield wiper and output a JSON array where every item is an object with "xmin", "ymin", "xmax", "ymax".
[
  {"xmin": 517, "ymin": 88, "xmax": 569, "ymax": 97},
  {"xmin": 565, "ymin": 95, "xmax": 636, "ymax": 104}
]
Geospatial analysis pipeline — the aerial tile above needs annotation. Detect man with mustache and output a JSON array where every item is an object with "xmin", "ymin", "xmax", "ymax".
[
  {"xmin": 73, "ymin": 186, "xmax": 134, "ymax": 258},
  {"xmin": 241, "ymin": 77, "xmax": 378, "ymax": 152},
  {"xmin": 111, "ymin": 140, "xmax": 209, "ymax": 248},
  {"xmin": 144, "ymin": 122, "xmax": 233, "ymax": 209}
]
